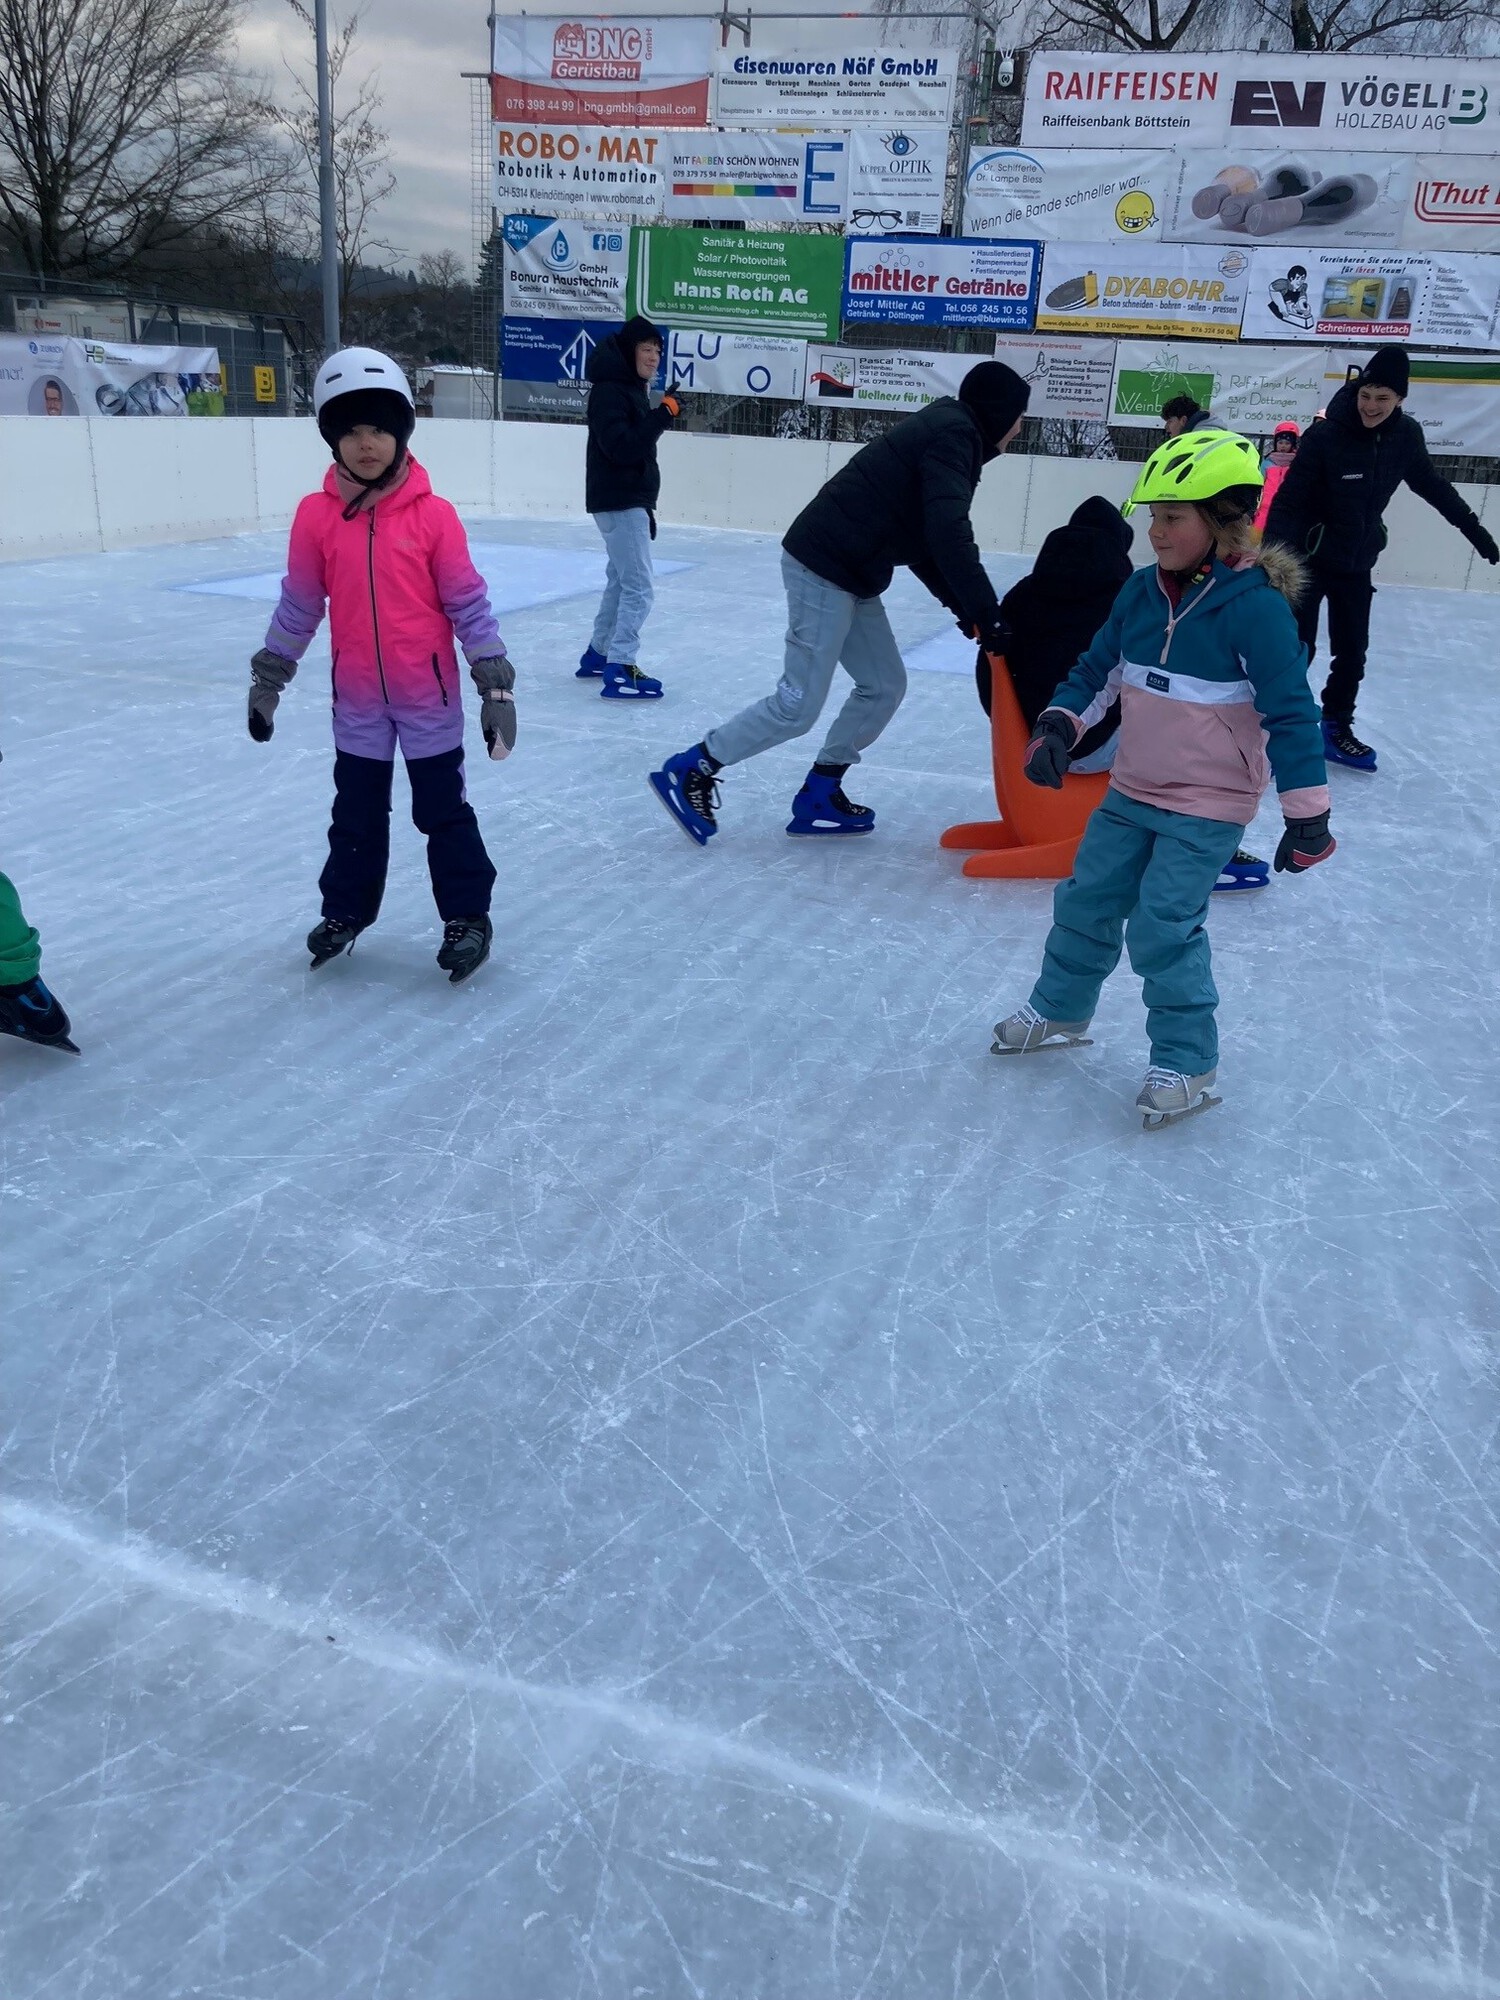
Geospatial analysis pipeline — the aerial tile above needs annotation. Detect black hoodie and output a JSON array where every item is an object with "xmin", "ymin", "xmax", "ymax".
[
  {"xmin": 980, "ymin": 494, "xmax": 1135, "ymax": 760},
  {"xmin": 584, "ymin": 319, "xmax": 673, "ymax": 516},
  {"xmin": 1263, "ymin": 380, "xmax": 1487, "ymax": 573}
]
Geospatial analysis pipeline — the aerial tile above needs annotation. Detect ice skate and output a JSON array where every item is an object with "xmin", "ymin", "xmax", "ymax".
[
  {"xmin": 1136, "ymin": 1065, "xmax": 1220, "ymax": 1129},
  {"xmin": 601, "ymin": 662, "xmax": 663, "ymax": 700},
  {"xmin": 786, "ymin": 769, "xmax": 875, "ymax": 837},
  {"xmin": 650, "ymin": 746, "xmax": 720, "ymax": 846},
  {"xmin": 437, "ymin": 915, "xmax": 492, "ymax": 984},
  {"xmin": 1213, "ymin": 848, "xmax": 1269, "ymax": 893},
  {"xmin": 1321, "ymin": 719, "xmax": 1377, "ymax": 771},
  {"xmin": 991, "ymin": 1002, "xmax": 1093, "ymax": 1054},
  {"xmin": 0, "ymin": 976, "xmax": 79, "ymax": 1054},
  {"xmin": 307, "ymin": 916, "xmax": 362, "ymax": 970},
  {"xmin": 577, "ymin": 644, "xmax": 608, "ymax": 680}
]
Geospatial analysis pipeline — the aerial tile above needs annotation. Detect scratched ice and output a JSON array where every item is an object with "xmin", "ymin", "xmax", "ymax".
[{"xmin": 2, "ymin": 516, "xmax": 1497, "ymax": 2000}]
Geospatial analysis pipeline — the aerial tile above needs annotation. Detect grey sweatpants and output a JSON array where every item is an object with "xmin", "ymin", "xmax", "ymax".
[
  {"xmin": 590, "ymin": 507, "xmax": 654, "ymax": 665},
  {"xmin": 705, "ymin": 552, "xmax": 907, "ymax": 770}
]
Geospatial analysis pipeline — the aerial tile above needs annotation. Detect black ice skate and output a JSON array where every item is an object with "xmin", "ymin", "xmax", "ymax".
[
  {"xmin": 307, "ymin": 916, "xmax": 362, "ymax": 970},
  {"xmin": 437, "ymin": 915, "xmax": 492, "ymax": 984},
  {"xmin": 0, "ymin": 976, "xmax": 79, "ymax": 1054}
]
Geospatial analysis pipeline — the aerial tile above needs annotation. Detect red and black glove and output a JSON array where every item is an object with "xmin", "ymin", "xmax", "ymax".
[
  {"xmin": 1023, "ymin": 710, "xmax": 1075, "ymax": 790},
  {"xmin": 659, "ymin": 393, "xmax": 681, "ymax": 420},
  {"xmin": 1274, "ymin": 811, "xmax": 1336, "ymax": 874}
]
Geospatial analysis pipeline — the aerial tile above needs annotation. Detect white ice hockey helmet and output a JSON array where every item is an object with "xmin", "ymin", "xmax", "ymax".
[{"xmin": 312, "ymin": 347, "xmax": 414, "ymax": 418}]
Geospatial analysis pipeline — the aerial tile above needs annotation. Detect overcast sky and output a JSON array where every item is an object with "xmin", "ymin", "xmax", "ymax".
[{"xmin": 236, "ymin": 0, "xmax": 892, "ymax": 275}]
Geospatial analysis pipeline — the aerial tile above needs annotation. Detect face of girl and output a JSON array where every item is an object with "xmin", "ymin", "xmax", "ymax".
[
  {"xmin": 1148, "ymin": 502, "xmax": 1214, "ymax": 574},
  {"xmin": 1273, "ymin": 436, "xmax": 1297, "ymax": 461},
  {"xmin": 339, "ymin": 424, "xmax": 397, "ymax": 479}
]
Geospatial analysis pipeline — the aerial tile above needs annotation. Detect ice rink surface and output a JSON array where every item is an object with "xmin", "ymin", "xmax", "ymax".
[{"xmin": 2, "ymin": 514, "xmax": 1497, "ymax": 1999}]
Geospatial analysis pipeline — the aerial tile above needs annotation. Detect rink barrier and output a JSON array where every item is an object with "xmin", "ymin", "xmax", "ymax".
[
  {"xmin": 940, "ymin": 651, "xmax": 1108, "ymax": 878},
  {"xmin": 1, "ymin": 414, "xmax": 1496, "ymax": 593}
]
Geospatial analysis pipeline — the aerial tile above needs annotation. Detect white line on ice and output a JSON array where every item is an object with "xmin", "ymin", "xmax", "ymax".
[{"xmin": 6, "ymin": 1495, "xmax": 1495, "ymax": 1997}]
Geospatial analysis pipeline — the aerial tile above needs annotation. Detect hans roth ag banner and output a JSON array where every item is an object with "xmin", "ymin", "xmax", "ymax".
[
  {"xmin": 842, "ymin": 237, "xmax": 1041, "ymax": 329},
  {"xmin": 629, "ymin": 227, "xmax": 843, "ymax": 338}
]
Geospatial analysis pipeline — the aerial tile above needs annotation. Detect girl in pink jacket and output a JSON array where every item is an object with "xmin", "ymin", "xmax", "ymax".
[{"xmin": 247, "ymin": 350, "xmax": 514, "ymax": 983}]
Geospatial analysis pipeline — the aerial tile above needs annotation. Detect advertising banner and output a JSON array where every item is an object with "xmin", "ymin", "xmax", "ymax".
[
  {"xmin": 1108, "ymin": 339, "xmax": 1329, "ymax": 430},
  {"xmin": 991, "ymin": 334, "xmax": 1117, "ymax": 422},
  {"xmin": 665, "ymin": 132, "xmax": 846, "ymax": 223},
  {"xmin": 1022, "ymin": 53, "xmax": 1500, "ymax": 156},
  {"xmin": 964, "ymin": 148, "xmax": 1174, "ymax": 242},
  {"xmin": 1036, "ymin": 242, "xmax": 1249, "ymax": 339},
  {"xmin": 1322, "ymin": 351, "xmax": 1500, "ymax": 455},
  {"xmin": 495, "ymin": 125, "xmax": 665, "ymax": 220},
  {"xmin": 0, "ymin": 334, "xmax": 223, "ymax": 415},
  {"xmin": 1241, "ymin": 247, "xmax": 1499, "ymax": 346},
  {"xmin": 665, "ymin": 329, "xmax": 806, "ymax": 398},
  {"xmin": 846, "ymin": 127, "xmax": 946, "ymax": 235},
  {"xmin": 490, "ymin": 16, "xmax": 713, "ymax": 127},
  {"xmin": 1407, "ymin": 158, "xmax": 1500, "ymax": 252},
  {"xmin": 500, "ymin": 315, "xmax": 649, "ymax": 385},
  {"xmin": 1166, "ymin": 149, "xmax": 1410, "ymax": 249},
  {"xmin": 628, "ymin": 227, "xmax": 843, "ymax": 338},
  {"xmin": 842, "ymin": 236, "xmax": 1041, "ymax": 329},
  {"xmin": 713, "ymin": 46, "xmax": 957, "ymax": 127},
  {"xmin": 803, "ymin": 345, "xmax": 979, "ymax": 411},
  {"xmin": 501, "ymin": 214, "xmax": 630, "ymax": 320}
]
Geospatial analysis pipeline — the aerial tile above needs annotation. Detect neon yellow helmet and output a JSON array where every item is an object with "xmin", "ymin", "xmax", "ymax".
[{"xmin": 1122, "ymin": 428, "xmax": 1265, "ymax": 515}]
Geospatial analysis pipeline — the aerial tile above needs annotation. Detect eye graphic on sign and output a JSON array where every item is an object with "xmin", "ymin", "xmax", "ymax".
[
  {"xmin": 884, "ymin": 131, "xmax": 916, "ymax": 157},
  {"xmin": 1114, "ymin": 189, "xmax": 1156, "ymax": 234}
]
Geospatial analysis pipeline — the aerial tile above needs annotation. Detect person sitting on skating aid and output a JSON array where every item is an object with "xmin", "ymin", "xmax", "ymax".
[
  {"xmin": 577, "ymin": 315, "xmax": 680, "ymax": 701},
  {"xmin": 0, "ymin": 868, "xmax": 77, "ymax": 1054},
  {"xmin": 650, "ymin": 360, "xmax": 1028, "ymax": 844},
  {"xmin": 1263, "ymin": 346, "xmax": 1498, "ymax": 772},
  {"xmin": 991, "ymin": 429, "xmax": 1335, "ymax": 1128},
  {"xmin": 247, "ymin": 347, "xmax": 515, "ymax": 984}
]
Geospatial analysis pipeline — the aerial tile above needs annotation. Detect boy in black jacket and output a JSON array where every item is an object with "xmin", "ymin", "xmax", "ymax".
[
  {"xmin": 1264, "ymin": 345, "xmax": 1498, "ymax": 769},
  {"xmin": 579, "ymin": 315, "xmax": 680, "ymax": 700},
  {"xmin": 650, "ymin": 361, "xmax": 1027, "ymax": 843}
]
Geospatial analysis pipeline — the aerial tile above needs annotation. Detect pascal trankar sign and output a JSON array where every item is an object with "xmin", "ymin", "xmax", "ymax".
[{"xmin": 1022, "ymin": 52, "xmax": 1499, "ymax": 154}]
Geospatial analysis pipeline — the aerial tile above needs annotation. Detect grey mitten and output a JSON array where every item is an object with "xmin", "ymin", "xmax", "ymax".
[
  {"xmin": 248, "ymin": 647, "xmax": 297, "ymax": 742},
  {"xmin": 471, "ymin": 655, "xmax": 516, "ymax": 760}
]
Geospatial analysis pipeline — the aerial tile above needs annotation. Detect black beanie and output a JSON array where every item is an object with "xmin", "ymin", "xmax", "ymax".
[
  {"xmin": 958, "ymin": 360, "xmax": 1030, "ymax": 449},
  {"xmin": 618, "ymin": 315, "xmax": 665, "ymax": 358},
  {"xmin": 1361, "ymin": 345, "xmax": 1409, "ymax": 397},
  {"xmin": 317, "ymin": 386, "xmax": 415, "ymax": 453}
]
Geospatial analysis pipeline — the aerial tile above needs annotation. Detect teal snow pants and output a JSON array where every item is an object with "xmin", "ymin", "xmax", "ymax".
[
  {"xmin": 0, "ymin": 873, "xmax": 42, "ymax": 987},
  {"xmin": 1029, "ymin": 789, "xmax": 1245, "ymax": 1076}
]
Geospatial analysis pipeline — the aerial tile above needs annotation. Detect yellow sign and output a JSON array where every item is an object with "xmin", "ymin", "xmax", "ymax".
[{"xmin": 252, "ymin": 365, "xmax": 277, "ymax": 402}]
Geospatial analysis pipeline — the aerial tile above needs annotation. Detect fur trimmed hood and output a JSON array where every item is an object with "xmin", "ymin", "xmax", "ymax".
[{"xmin": 1253, "ymin": 537, "xmax": 1308, "ymax": 608}]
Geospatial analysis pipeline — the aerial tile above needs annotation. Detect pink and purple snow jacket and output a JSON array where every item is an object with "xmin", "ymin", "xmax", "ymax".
[
  {"xmin": 264, "ymin": 457, "xmax": 504, "ymax": 760},
  {"xmin": 1043, "ymin": 543, "xmax": 1329, "ymax": 828}
]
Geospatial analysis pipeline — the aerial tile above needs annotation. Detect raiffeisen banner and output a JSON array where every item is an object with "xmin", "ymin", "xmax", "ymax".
[
  {"xmin": 491, "ymin": 16, "xmax": 714, "ymax": 126},
  {"xmin": 1022, "ymin": 53, "xmax": 1500, "ymax": 155}
]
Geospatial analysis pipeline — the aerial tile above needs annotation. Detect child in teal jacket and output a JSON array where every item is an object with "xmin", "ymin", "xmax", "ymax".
[{"xmin": 992, "ymin": 430, "xmax": 1336, "ymax": 1127}]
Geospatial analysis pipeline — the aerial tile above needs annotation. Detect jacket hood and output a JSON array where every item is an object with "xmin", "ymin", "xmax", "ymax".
[
  {"xmin": 1028, "ymin": 495, "xmax": 1134, "ymax": 586},
  {"xmin": 1191, "ymin": 545, "xmax": 1306, "ymax": 610},
  {"xmin": 586, "ymin": 318, "xmax": 661, "ymax": 386}
]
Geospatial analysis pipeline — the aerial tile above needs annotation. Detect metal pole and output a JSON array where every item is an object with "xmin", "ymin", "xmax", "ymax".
[{"xmin": 315, "ymin": 0, "xmax": 340, "ymax": 352}]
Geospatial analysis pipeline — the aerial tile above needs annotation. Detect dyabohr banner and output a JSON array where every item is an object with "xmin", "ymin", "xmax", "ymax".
[
  {"xmin": 665, "ymin": 133, "xmax": 847, "ymax": 223},
  {"xmin": 494, "ymin": 125, "xmax": 665, "ymax": 220},
  {"xmin": 1035, "ymin": 242, "xmax": 1250, "ymax": 339},
  {"xmin": 490, "ymin": 15, "xmax": 713, "ymax": 126},
  {"xmin": 502, "ymin": 215, "xmax": 631, "ymax": 319},
  {"xmin": 846, "ymin": 128, "xmax": 947, "ymax": 235},
  {"xmin": 629, "ymin": 227, "xmax": 843, "ymax": 338},
  {"xmin": 842, "ymin": 237, "xmax": 1041, "ymax": 329},
  {"xmin": 713, "ymin": 47, "xmax": 957, "ymax": 127},
  {"xmin": 1021, "ymin": 53, "xmax": 1500, "ymax": 156}
]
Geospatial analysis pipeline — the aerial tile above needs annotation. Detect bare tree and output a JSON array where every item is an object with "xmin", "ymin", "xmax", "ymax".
[
  {"xmin": 999, "ymin": 0, "xmax": 1498, "ymax": 55},
  {"xmin": 1277, "ymin": 0, "xmax": 1499, "ymax": 51},
  {"xmin": 0, "ymin": 0, "xmax": 283, "ymax": 280},
  {"xmin": 261, "ymin": 1, "xmax": 396, "ymax": 326}
]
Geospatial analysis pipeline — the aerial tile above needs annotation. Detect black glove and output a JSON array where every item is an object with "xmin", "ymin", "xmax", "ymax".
[
  {"xmin": 1274, "ymin": 811, "xmax": 1336, "ymax": 874},
  {"xmin": 956, "ymin": 616, "xmax": 1011, "ymax": 658},
  {"xmin": 1023, "ymin": 709, "xmax": 1075, "ymax": 790},
  {"xmin": 1471, "ymin": 524, "xmax": 1499, "ymax": 565}
]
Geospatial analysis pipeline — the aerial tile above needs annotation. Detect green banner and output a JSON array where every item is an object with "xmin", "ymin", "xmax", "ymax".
[{"xmin": 628, "ymin": 227, "xmax": 843, "ymax": 340}]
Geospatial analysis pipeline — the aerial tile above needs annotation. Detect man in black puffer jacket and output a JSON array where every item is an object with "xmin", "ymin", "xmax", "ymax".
[
  {"xmin": 1264, "ymin": 345, "xmax": 1498, "ymax": 769},
  {"xmin": 579, "ymin": 315, "xmax": 680, "ymax": 700},
  {"xmin": 649, "ymin": 361, "xmax": 1029, "ymax": 844}
]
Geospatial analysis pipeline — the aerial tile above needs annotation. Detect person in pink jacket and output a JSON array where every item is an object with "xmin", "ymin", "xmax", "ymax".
[
  {"xmin": 1254, "ymin": 421, "xmax": 1300, "ymax": 531},
  {"xmin": 247, "ymin": 349, "xmax": 515, "ymax": 983}
]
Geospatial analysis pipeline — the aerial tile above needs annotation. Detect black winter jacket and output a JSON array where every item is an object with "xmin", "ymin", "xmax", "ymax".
[
  {"xmin": 782, "ymin": 398, "xmax": 1002, "ymax": 629},
  {"xmin": 1263, "ymin": 381, "xmax": 1487, "ymax": 574},
  {"xmin": 978, "ymin": 495, "xmax": 1135, "ymax": 761},
  {"xmin": 585, "ymin": 331, "xmax": 673, "ymax": 516}
]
